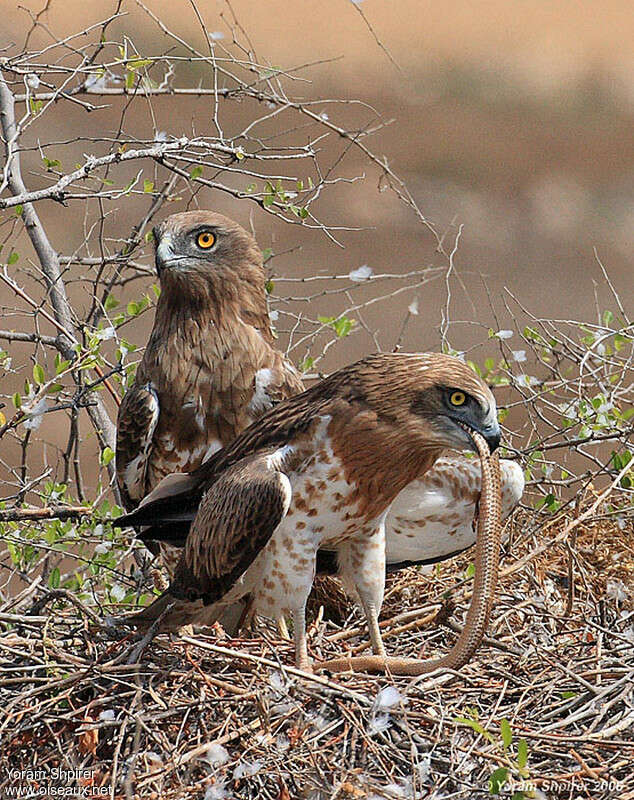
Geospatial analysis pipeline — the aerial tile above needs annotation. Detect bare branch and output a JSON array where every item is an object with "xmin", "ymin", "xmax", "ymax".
[{"xmin": 0, "ymin": 505, "xmax": 93, "ymax": 522}]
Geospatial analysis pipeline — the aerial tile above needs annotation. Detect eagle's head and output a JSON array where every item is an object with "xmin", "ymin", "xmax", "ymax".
[
  {"xmin": 152, "ymin": 210, "xmax": 264, "ymax": 286},
  {"xmin": 406, "ymin": 353, "xmax": 500, "ymax": 454},
  {"xmin": 348, "ymin": 352, "xmax": 501, "ymax": 457}
]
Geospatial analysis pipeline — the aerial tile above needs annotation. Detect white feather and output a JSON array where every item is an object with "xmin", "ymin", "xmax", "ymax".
[
  {"xmin": 385, "ymin": 457, "xmax": 524, "ymax": 564},
  {"xmin": 249, "ymin": 368, "xmax": 275, "ymax": 413}
]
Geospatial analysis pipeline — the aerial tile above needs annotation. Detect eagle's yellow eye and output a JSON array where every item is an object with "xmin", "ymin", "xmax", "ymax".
[
  {"xmin": 197, "ymin": 231, "xmax": 216, "ymax": 249},
  {"xmin": 450, "ymin": 391, "xmax": 466, "ymax": 406}
]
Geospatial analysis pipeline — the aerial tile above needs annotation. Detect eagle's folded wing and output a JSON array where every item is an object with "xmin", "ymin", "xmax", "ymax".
[
  {"xmin": 115, "ymin": 382, "xmax": 160, "ymax": 510},
  {"xmin": 120, "ymin": 452, "xmax": 292, "ymax": 630}
]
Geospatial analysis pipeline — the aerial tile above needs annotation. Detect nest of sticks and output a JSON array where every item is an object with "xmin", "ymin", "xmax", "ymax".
[{"xmin": 1, "ymin": 494, "xmax": 633, "ymax": 800}]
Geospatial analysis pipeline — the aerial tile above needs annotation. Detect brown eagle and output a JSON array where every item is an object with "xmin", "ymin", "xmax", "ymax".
[
  {"xmin": 115, "ymin": 211, "xmax": 303, "ymax": 569},
  {"xmin": 118, "ymin": 353, "xmax": 502, "ymax": 671}
]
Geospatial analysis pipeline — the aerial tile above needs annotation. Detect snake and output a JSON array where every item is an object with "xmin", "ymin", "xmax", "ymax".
[{"xmin": 317, "ymin": 429, "xmax": 502, "ymax": 675}]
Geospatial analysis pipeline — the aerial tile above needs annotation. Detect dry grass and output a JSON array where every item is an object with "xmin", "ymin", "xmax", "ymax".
[{"xmin": 2, "ymin": 494, "xmax": 632, "ymax": 800}]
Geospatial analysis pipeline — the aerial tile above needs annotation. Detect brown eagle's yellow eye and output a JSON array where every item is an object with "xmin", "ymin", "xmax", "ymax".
[
  {"xmin": 450, "ymin": 391, "xmax": 466, "ymax": 406},
  {"xmin": 197, "ymin": 231, "xmax": 216, "ymax": 249}
]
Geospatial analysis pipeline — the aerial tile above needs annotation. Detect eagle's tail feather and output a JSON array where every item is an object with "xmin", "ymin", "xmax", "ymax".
[
  {"xmin": 114, "ymin": 592, "xmax": 201, "ymax": 632},
  {"xmin": 216, "ymin": 599, "xmax": 249, "ymax": 636}
]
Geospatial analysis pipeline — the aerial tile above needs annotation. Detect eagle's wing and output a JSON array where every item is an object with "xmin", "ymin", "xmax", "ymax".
[
  {"xmin": 115, "ymin": 382, "xmax": 160, "ymax": 509},
  {"xmin": 182, "ymin": 453, "xmax": 292, "ymax": 602},
  {"xmin": 121, "ymin": 452, "xmax": 292, "ymax": 629},
  {"xmin": 382, "ymin": 456, "xmax": 524, "ymax": 570}
]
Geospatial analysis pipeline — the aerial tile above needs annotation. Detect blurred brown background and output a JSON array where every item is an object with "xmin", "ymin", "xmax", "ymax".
[
  {"xmin": 3, "ymin": 0, "xmax": 632, "ymax": 335},
  {"xmin": 1, "ymin": 0, "xmax": 633, "ymax": 494}
]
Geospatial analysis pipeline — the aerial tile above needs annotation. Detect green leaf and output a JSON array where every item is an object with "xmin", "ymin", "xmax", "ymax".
[
  {"xmin": 49, "ymin": 567, "xmax": 60, "ymax": 589},
  {"xmin": 523, "ymin": 326, "xmax": 542, "ymax": 343},
  {"xmin": 500, "ymin": 718, "xmax": 512, "ymax": 749},
  {"xmin": 100, "ymin": 447, "xmax": 115, "ymax": 466},
  {"xmin": 560, "ymin": 690, "xmax": 577, "ymax": 699},
  {"xmin": 143, "ymin": 179, "xmax": 154, "ymax": 193},
  {"xmin": 125, "ymin": 70, "xmax": 135, "ymax": 90},
  {"xmin": 127, "ymin": 58, "xmax": 153, "ymax": 70},
  {"xmin": 318, "ymin": 314, "xmax": 356, "ymax": 338},
  {"xmin": 54, "ymin": 353, "xmax": 67, "ymax": 374},
  {"xmin": 189, "ymin": 165, "xmax": 203, "ymax": 180},
  {"xmin": 105, "ymin": 294, "xmax": 119, "ymax": 311},
  {"xmin": 13, "ymin": 392, "xmax": 21, "ymax": 409},
  {"xmin": 335, "ymin": 318, "xmax": 354, "ymax": 336},
  {"xmin": 454, "ymin": 715, "xmax": 494, "ymax": 743},
  {"xmin": 32, "ymin": 363, "xmax": 45, "ymax": 385},
  {"xmin": 299, "ymin": 356, "xmax": 314, "ymax": 373},
  {"xmin": 488, "ymin": 767, "xmax": 508, "ymax": 795},
  {"xmin": 265, "ymin": 279, "xmax": 274, "ymax": 294},
  {"xmin": 8, "ymin": 252, "xmax": 19, "ymax": 265},
  {"xmin": 465, "ymin": 562, "xmax": 476, "ymax": 579},
  {"xmin": 43, "ymin": 157, "xmax": 61, "ymax": 170},
  {"xmin": 259, "ymin": 66, "xmax": 282, "ymax": 79},
  {"xmin": 516, "ymin": 738, "xmax": 528, "ymax": 769}
]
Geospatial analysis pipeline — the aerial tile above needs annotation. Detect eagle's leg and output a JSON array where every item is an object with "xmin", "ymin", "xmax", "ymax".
[
  {"xmin": 336, "ymin": 525, "xmax": 387, "ymax": 657},
  {"xmin": 359, "ymin": 595, "xmax": 386, "ymax": 658},
  {"xmin": 291, "ymin": 604, "xmax": 311, "ymax": 672}
]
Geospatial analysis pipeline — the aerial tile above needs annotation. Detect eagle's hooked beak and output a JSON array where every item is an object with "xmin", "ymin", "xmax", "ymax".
[
  {"xmin": 478, "ymin": 403, "xmax": 502, "ymax": 453},
  {"xmin": 480, "ymin": 423, "xmax": 501, "ymax": 454},
  {"xmin": 457, "ymin": 417, "xmax": 501, "ymax": 454},
  {"xmin": 153, "ymin": 227, "xmax": 175, "ymax": 276}
]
